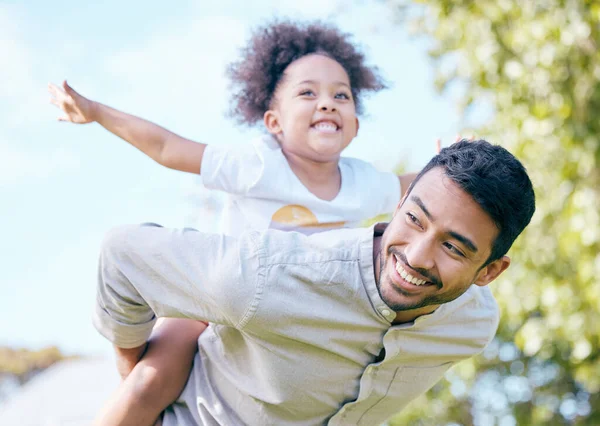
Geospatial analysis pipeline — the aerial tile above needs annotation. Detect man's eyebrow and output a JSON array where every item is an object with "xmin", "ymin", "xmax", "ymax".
[
  {"xmin": 410, "ymin": 195, "xmax": 478, "ymax": 253},
  {"xmin": 410, "ymin": 195, "xmax": 434, "ymax": 221},
  {"xmin": 448, "ymin": 231, "xmax": 479, "ymax": 253}
]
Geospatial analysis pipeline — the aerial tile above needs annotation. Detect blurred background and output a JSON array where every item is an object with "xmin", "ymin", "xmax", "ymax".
[{"xmin": 1, "ymin": 0, "xmax": 598, "ymax": 425}]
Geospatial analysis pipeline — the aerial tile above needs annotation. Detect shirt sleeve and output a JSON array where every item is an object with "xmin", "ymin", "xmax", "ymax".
[
  {"xmin": 92, "ymin": 223, "xmax": 262, "ymax": 348},
  {"xmin": 201, "ymin": 138, "xmax": 271, "ymax": 195}
]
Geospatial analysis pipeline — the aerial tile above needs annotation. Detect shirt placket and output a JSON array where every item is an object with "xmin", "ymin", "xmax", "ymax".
[{"xmin": 328, "ymin": 328, "xmax": 402, "ymax": 425}]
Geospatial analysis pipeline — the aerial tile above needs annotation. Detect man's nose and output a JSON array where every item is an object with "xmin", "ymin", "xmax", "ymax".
[{"xmin": 404, "ymin": 238, "xmax": 436, "ymax": 271}]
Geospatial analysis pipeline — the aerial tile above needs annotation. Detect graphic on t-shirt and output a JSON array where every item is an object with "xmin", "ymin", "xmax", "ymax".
[{"xmin": 270, "ymin": 204, "xmax": 346, "ymax": 232}]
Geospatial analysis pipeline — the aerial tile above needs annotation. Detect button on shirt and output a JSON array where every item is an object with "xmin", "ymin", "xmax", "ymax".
[{"xmin": 94, "ymin": 223, "xmax": 499, "ymax": 426}]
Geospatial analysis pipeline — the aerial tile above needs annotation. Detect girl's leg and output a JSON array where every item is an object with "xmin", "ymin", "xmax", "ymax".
[{"xmin": 93, "ymin": 318, "xmax": 208, "ymax": 426}]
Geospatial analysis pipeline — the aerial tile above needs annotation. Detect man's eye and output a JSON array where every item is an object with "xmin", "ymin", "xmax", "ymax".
[
  {"xmin": 443, "ymin": 242, "xmax": 465, "ymax": 257},
  {"xmin": 406, "ymin": 212, "xmax": 421, "ymax": 227}
]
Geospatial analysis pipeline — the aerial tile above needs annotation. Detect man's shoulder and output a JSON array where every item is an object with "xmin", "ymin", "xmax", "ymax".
[
  {"xmin": 400, "ymin": 286, "xmax": 499, "ymax": 362},
  {"xmin": 443, "ymin": 285, "xmax": 499, "ymax": 324},
  {"xmin": 438, "ymin": 286, "xmax": 500, "ymax": 347},
  {"xmin": 246, "ymin": 226, "xmax": 372, "ymax": 266}
]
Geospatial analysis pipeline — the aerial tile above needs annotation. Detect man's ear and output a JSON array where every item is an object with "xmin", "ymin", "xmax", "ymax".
[
  {"xmin": 474, "ymin": 255, "xmax": 511, "ymax": 287},
  {"xmin": 264, "ymin": 110, "xmax": 282, "ymax": 135}
]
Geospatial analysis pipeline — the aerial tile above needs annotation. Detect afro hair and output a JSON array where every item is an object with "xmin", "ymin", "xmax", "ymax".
[{"xmin": 227, "ymin": 20, "xmax": 387, "ymax": 126}]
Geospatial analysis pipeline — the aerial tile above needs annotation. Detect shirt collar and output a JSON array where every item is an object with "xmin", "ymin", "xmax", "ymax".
[{"xmin": 358, "ymin": 223, "xmax": 397, "ymax": 324}]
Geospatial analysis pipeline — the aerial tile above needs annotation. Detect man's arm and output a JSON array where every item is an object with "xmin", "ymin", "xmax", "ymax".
[
  {"xmin": 398, "ymin": 173, "xmax": 417, "ymax": 198},
  {"xmin": 93, "ymin": 223, "xmax": 259, "ymax": 349},
  {"xmin": 48, "ymin": 80, "xmax": 206, "ymax": 174},
  {"xmin": 396, "ymin": 138, "xmax": 453, "ymax": 200}
]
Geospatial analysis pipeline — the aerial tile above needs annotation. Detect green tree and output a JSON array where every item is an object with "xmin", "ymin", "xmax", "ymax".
[{"xmin": 385, "ymin": 1, "xmax": 600, "ymax": 425}]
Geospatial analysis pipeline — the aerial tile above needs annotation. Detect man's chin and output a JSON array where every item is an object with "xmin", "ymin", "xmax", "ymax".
[{"xmin": 380, "ymin": 286, "xmax": 425, "ymax": 312}]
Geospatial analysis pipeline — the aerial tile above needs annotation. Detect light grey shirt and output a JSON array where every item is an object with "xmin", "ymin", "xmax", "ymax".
[{"xmin": 94, "ymin": 223, "xmax": 499, "ymax": 426}]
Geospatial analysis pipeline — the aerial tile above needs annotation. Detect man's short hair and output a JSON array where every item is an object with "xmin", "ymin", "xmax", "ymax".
[{"xmin": 408, "ymin": 139, "xmax": 536, "ymax": 265}]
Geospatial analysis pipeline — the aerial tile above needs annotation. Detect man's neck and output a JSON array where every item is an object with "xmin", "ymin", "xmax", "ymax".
[{"xmin": 392, "ymin": 305, "xmax": 438, "ymax": 325}]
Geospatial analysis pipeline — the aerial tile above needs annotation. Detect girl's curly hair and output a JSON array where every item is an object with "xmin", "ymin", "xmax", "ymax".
[{"xmin": 227, "ymin": 20, "xmax": 387, "ymax": 126}]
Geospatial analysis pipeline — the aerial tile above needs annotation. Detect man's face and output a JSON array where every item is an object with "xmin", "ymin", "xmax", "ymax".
[{"xmin": 376, "ymin": 167, "xmax": 510, "ymax": 322}]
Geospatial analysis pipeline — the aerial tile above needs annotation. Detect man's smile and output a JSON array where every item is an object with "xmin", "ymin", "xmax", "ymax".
[{"xmin": 389, "ymin": 252, "xmax": 438, "ymax": 294}]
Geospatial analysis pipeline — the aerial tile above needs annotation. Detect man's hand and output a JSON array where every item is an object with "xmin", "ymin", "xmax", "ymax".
[
  {"xmin": 48, "ymin": 80, "xmax": 97, "ymax": 124},
  {"xmin": 114, "ymin": 342, "xmax": 149, "ymax": 380}
]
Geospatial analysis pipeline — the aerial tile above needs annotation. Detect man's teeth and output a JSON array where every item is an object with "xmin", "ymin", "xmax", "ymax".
[
  {"xmin": 394, "ymin": 257, "xmax": 427, "ymax": 286},
  {"xmin": 313, "ymin": 122, "xmax": 338, "ymax": 132}
]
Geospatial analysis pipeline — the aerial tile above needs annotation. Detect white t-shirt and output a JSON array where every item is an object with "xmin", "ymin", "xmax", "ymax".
[{"xmin": 201, "ymin": 136, "xmax": 401, "ymax": 236}]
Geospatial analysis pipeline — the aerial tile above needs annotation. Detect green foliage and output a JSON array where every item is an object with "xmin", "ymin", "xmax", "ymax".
[{"xmin": 385, "ymin": 0, "xmax": 600, "ymax": 424}]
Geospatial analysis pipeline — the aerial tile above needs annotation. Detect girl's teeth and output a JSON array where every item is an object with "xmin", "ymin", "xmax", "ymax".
[{"xmin": 314, "ymin": 122, "xmax": 337, "ymax": 132}]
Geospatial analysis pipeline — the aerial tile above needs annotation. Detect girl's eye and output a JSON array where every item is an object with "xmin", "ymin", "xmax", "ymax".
[
  {"xmin": 335, "ymin": 92, "xmax": 350, "ymax": 100},
  {"xmin": 443, "ymin": 242, "xmax": 465, "ymax": 257},
  {"xmin": 300, "ymin": 90, "xmax": 315, "ymax": 96}
]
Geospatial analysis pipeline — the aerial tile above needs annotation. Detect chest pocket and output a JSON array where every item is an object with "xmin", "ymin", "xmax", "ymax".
[{"xmin": 355, "ymin": 362, "xmax": 452, "ymax": 426}]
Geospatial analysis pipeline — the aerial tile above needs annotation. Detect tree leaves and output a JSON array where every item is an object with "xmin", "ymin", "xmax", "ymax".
[{"xmin": 387, "ymin": 1, "xmax": 600, "ymax": 424}]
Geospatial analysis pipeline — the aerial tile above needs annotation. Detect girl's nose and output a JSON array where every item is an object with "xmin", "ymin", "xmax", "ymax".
[{"xmin": 318, "ymin": 98, "xmax": 337, "ymax": 112}]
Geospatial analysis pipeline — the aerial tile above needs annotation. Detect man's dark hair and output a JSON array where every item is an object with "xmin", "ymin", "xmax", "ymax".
[
  {"xmin": 227, "ymin": 20, "xmax": 386, "ymax": 126},
  {"xmin": 409, "ymin": 139, "xmax": 536, "ymax": 265}
]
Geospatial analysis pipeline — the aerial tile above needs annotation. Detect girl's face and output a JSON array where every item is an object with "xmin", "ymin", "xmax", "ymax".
[{"xmin": 263, "ymin": 54, "xmax": 359, "ymax": 163}]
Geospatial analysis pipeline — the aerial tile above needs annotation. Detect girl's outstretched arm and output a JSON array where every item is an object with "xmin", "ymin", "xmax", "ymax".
[{"xmin": 48, "ymin": 80, "xmax": 206, "ymax": 174}]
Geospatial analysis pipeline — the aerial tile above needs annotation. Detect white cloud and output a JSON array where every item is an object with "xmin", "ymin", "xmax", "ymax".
[
  {"xmin": 0, "ymin": 7, "xmax": 33, "ymax": 98},
  {"xmin": 187, "ymin": 0, "xmax": 344, "ymax": 21},
  {"xmin": 0, "ymin": 140, "xmax": 80, "ymax": 187},
  {"xmin": 103, "ymin": 16, "xmax": 249, "ymax": 125},
  {"xmin": 267, "ymin": 0, "xmax": 344, "ymax": 19},
  {"xmin": 0, "ymin": 5, "xmax": 52, "ymax": 128},
  {"xmin": 0, "ymin": 229, "xmax": 110, "ymax": 355}
]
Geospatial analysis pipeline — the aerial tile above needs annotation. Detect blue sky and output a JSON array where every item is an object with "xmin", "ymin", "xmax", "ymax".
[{"xmin": 1, "ymin": 0, "xmax": 468, "ymax": 356}]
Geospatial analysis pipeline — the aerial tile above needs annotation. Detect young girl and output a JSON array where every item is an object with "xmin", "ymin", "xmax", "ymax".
[{"xmin": 49, "ymin": 20, "xmax": 415, "ymax": 426}]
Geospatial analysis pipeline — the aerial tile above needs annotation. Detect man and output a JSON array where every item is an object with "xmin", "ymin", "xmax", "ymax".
[{"xmin": 94, "ymin": 140, "xmax": 535, "ymax": 426}]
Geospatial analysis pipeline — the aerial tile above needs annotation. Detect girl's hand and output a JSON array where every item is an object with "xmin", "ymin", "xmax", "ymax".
[
  {"xmin": 48, "ymin": 80, "xmax": 97, "ymax": 124},
  {"xmin": 436, "ymin": 134, "xmax": 476, "ymax": 153}
]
